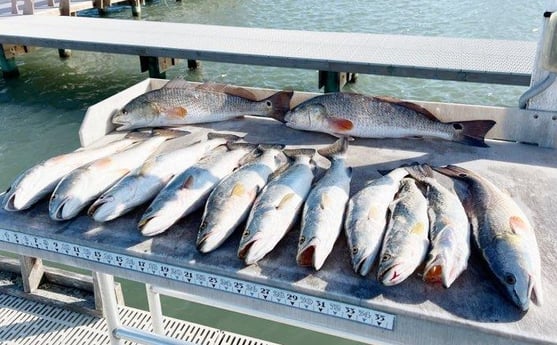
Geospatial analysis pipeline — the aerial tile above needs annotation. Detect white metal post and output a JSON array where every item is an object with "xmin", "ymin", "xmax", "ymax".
[
  {"xmin": 145, "ymin": 284, "xmax": 165, "ymax": 335},
  {"xmin": 95, "ymin": 272, "xmax": 124, "ymax": 345}
]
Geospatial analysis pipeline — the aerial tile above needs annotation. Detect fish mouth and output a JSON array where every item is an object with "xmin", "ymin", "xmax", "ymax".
[
  {"xmin": 138, "ymin": 214, "xmax": 170, "ymax": 237},
  {"xmin": 238, "ymin": 235, "xmax": 266, "ymax": 265},
  {"xmin": 354, "ymin": 254, "xmax": 376, "ymax": 277},
  {"xmin": 196, "ymin": 231, "xmax": 219, "ymax": 254},
  {"xmin": 378, "ymin": 263, "xmax": 407, "ymax": 286},
  {"xmin": 88, "ymin": 196, "xmax": 116, "ymax": 222},
  {"xmin": 2, "ymin": 190, "xmax": 18, "ymax": 212},
  {"xmin": 50, "ymin": 197, "xmax": 70, "ymax": 221},
  {"xmin": 296, "ymin": 237, "xmax": 323, "ymax": 269}
]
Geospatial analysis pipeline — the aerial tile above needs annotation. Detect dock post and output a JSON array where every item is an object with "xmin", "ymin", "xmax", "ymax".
[
  {"xmin": 95, "ymin": 272, "xmax": 124, "ymax": 345},
  {"xmin": 58, "ymin": 0, "xmax": 73, "ymax": 58},
  {"xmin": 319, "ymin": 71, "xmax": 348, "ymax": 93},
  {"xmin": 145, "ymin": 284, "xmax": 165, "ymax": 334},
  {"xmin": 22, "ymin": 0, "xmax": 34, "ymax": 14},
  {"xmin": 19, "ymin": 256, "xmax": 44, "ymax": 293},
  {"xmin": 139, "ymin": 56, "xmax": 177, "ymax": 78},
  {"xmin": 0, "ymin": 44, "xmax": 20, "ymax": 78},
  {"xmin": 129, "ymin": 0, "xmax": 141, "ymax": 17},
  {"xmin": 187, "ymin": 59, "xmax": 199, "ymax": 70}
]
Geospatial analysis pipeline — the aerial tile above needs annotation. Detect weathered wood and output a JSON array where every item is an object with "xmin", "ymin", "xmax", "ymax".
[
  {"xmin": 10, "ymin": 0, "xmax": 19, "ymax": 13},
  {"xmin": 92, "ymin": 271, "xmax": 125, "ymax": 311},
  {"xmin": 139, "ymin": 56, "xmax": 176, "ymax": 78},
  {"xmin": 128, "ymin": 0, "xmax": 140, "ymax": 16},
  {"xmin": 318, "ymin": 70, "xmax": 348, "ymax": 92},
  {"xmin": 0, "ymin": 46, "xmax": 19, "ymax": 78},
  {"xmin": 187, "ymin": 59, "xmax": 198, "ymax": 70},
  {"xmin": 18, "ymin": 255, "xmax": 44, "ymax": 293},
  {"xmin": 0, "ymin": 16, "xmax": 536, "ymax": 86},
  {"xmin": 22, "ymin": 0, "xmax": 34, "ymax": 14}
]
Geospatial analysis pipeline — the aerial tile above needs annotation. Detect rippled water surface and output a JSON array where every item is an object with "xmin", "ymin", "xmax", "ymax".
[{"xmin": 0, "ymin": 1, "xmax": 545, "ymax": 343}]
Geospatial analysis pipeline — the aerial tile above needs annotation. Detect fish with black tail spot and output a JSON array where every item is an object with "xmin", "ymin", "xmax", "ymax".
[{"xmin": 282, "ymin": 93, "xmax": 495, "ymax": 147}]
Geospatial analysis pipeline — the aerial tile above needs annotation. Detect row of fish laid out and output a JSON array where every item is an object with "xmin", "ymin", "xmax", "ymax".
[
  {"xmin": 111, "ymin": 78, "xmax": 497, "ymax": 147},
  {"xmin": 1, "ymin": 130, "xmax": 542, "ymax": 312}
]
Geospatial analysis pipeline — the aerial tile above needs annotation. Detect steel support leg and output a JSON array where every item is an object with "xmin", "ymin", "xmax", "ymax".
[
  {"xmin": 95, "ymin": 272, "xmax": 123, "ymax": 345},
  {"xmin": 146, "ymin": 284, "xmax": 165, "ymax": 335}
]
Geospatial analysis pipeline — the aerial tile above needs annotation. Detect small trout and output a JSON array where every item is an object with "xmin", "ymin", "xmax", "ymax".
[{"xmin": 296, "ymin": 138, "xmax": 352, "ymax": 270}]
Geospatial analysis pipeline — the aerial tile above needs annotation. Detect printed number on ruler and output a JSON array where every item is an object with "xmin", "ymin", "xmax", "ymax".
[{"xmin": 0, "ymin": 228, "xmax": 395, "ymax": 330}]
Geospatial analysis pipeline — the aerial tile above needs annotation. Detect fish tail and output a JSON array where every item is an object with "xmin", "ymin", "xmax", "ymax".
[
  {"xmin": 207, "ymin": 132, "xmax": 243, "ymax": 143},
  {"xmin": 258, "ymin": 143, "xmax": 286, "ymax": 151},
  {"xmin": 317, "ymin": 137, "xmax": 349, "ymax": 159},
  {"xmin": 432, "ymin": 165, "xmax": 475, "ymax": 180},
  {"xmin": 404, "ymin": 163, "xmax": 434, "ymax": 181},
  {"xmin": 449, "ymin": 120, "xmax": 496, "ymax": 147},
  {"xmin": 282, "ymin": 148, "xmax": 316, "ymax": 159},
  {"xmin": 152, "ymin": 128, "xmax": 190, "ymax": 139},
  {"xmin": 264, "ymin": 90, "xmax": 294, "ymax": 122}
]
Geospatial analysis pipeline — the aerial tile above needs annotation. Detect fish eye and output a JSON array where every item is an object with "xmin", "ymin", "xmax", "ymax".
[
  {"xmin": 352, "ymin": 247, "xmax": 358, "ymax": 254},
  {"xmin": 265, "ymin": 100, "xmax": 272, "ymax": 108},
  {"xmin": 452, "ymin": 123, "xmax": 463, "ymax": 131},
  {"xmin": 299, "ymin": 235, "xmax": 305, "ymax": 244},
  {"xmin": 243, "ymin": 229, "xmax": 250, "ymax": 237},
  {"xmin": 381, "ymin": 253, "xmax": 391, "ymax": 262},
  {"xmin": 199, "ymin": 222, "xmax": 207, "ymax": 230},
  {"xmin": 122, "ymin": 109, "xmax": 128, "ymax": 115},
  {"xmin": 458, "ymin": 173, "xmax": 467, "ymax": 178},
  {"xmin": 504, "ymin": 273, "xmax": 516, "ymax": 285}
]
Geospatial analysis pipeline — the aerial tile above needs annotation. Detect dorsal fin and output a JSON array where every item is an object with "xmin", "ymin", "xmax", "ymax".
[
  {"xmin": 164, "ymin": 77, "xmax": 194, "ymax": 89},
  {"xmin": 374, "ymin": 96, "xmax": 439, "ymax": 121},
  {"xmin": 223, "ymin": 86, "xmax": 258, "ymax": 100}
]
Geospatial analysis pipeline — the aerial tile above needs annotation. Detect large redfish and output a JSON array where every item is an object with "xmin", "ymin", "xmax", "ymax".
[{"xmin": 282, "ymin": 93, "xmax": 495, "ymax": 147}]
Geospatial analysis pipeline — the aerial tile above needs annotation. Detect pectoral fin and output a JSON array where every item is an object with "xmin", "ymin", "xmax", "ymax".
[
  {"xmin": 164, "ymin": 106, "xmax": 188, "ymax": 119},
  {"xmin": 327, "ymin": 117, "xmax": 354, "ymax": 132}
]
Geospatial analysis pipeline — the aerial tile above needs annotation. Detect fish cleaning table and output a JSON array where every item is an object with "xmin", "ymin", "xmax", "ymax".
[{"xmin": 1, "ymin": 79, "xmax": 557, "ymax": 345}]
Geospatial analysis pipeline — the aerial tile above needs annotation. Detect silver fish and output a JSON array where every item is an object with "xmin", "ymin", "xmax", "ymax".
[
  {"xmin": 112, "ymin": 79, "xmax": 293, "ymax": 131},
  {"xmin": 377, "ymin": 177, "xmax": 429, "ymax": 286},
  {"xmin": 282, "ymin": 93, "xmax": 495, "ymax": 147},
  {"xmin": 196, "ymin": 144, "xmax": 287, "ymax": 253},
  {"xmin": 405, "ymin": 164, "xmax": 470, "ymax": 288},
  {"xmin": 434, "ymin": 165, "xmax": 542, "ymax": 310},
  {"xmin": 2, "ymin": 136, "xmax": 139, "ymax": 212},
  {"xmin": 88, "ymin": 133, "xmax": 241, "ymax": 222},
  {"xmin": 344, "ymin": 167, "xmax": 409, "ymax": 276},
  {"xmin": 138, "ymin": 143, "xmax": 257, "ymax": 237},
  {"xmin": 49, "ymin": 131, "xmax": 176, "ymax": 221},
  {"xmin": 297, "ymin": 138, "xmax": 352, "ymax": 270},
  {"xmin": 236, "ymin": 149, "xmax": 316, "ymax": 264}
]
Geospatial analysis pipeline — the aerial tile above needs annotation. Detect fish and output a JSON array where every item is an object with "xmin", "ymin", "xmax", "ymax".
[
  {"xmin": 138, "ymin": 143, "xmax": 257, "ymax": 237},
  {"xmin": 196, "ymin": 144, "xmax": 287, "ymax": 253},
  {"xmin": 344, "ymin": 167, "xmax": 409, "ymax": 276},
  {"xmin": 296, "ymin": 138, "xmax": 352, "ymax": 270},
  {"xmin": 405, "ymin": 164, "xmax": 470, "ymax": 288},
  {"xmin": 48, "ymin": 130, "xmax": 180, "ymax": 221},
  {"xmin": 236, "ymin": 148, "xmax": 316, "ymax": 264},
  {"xmin": 434, "ymin": 165, "xmax": 542, "ymax": 310},
  {"xmin": 282, "ymin": 93, "xmax": 496, "ymax": 147},
  {"xmin": 112, "ymin": 79, "xmax": 293, "ymax": 131},
  {"xmin": 88, "ymin": 133, "xmax": 242, "ymax": 222},
  {"xmin": 377, "ymin": 177, "xmax": 430, "ymax": 286},
  {"xmin": 2, "ymin": 135, "xmax": 139, "ymax": 212}
]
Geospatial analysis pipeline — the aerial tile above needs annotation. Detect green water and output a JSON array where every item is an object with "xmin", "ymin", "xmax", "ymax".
[{"xmin": 0, "ymin": 1, "xmax": 545, "ymax": 343}]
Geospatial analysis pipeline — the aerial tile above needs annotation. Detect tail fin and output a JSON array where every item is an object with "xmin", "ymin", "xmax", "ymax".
[
  {"xmin": 317, "ymin": 137, "xmax": 349, "ymax": 159},
  {"xmin": 404, "ymin": 163, "xmax": 434, "ymax": 181},
  {"xmin": 432, "ymin": 165, "xmax": 474, "ymax": 180},
  {"xmin": 449, "ymin": 120, "xmax": 496, "ymax": 147},
  {"xmin": 258, "ymin": 143, "xmax": 286, "ymax": 151},
  {"xmin": 206, "ymin": 132, "xmax": 243, "ymax": 143},
  {"xmin": 263, "ymin": 90, "xmax": 294, "ymax": 122},
  {"xmin": 283, "ymin": 148, "xmax": 316, "ymax": 159}
]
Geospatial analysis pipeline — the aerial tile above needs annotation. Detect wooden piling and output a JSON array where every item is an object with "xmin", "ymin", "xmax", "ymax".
[
  {"xmin": 129, "ymin": 0, "xmax": 141, "ymax": 17},
  {"xmin": 187, "ymin": 59, "xmax": 199, "ymax": 70},
  {"xmin": 0, "ymin": 44, "xmax": 20, "ymax": 78},
  {"xmin": 19, "ymin": 256, "xmax": 44, "ymax": 293},
  {"xmin": 22, "ymin": 0, "xmax": 34, "ymax": 14},
  {"xmin": 319, "ymin": 70, "xmax": 348, "ymax": 93}
]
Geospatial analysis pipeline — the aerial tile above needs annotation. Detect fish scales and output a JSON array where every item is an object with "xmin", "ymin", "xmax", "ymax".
[
  {"xmin": 237, "ymin": 150, "xmax": 315, "ymax": 264},
  {"xmin": 344, "ymin": 167, "xmax": 409, "ymax": 276},
  {"xmin": 196, "ymin": 145, "xmax": 286, "ymax": 253},
  {"xmin": 377, "ymin": 177, "xmax": 430, "ymax": 286},
  {"xmin": 434, "ymin": 165, "xmax": 542, "ymax": 311}
]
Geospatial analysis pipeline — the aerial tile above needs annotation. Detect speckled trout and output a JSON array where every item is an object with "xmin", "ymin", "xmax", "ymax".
[
  {"xmin": 282, "ymin": 93, "xmax": 495, "ymax": 147},
  {"xmin": 434, "ymin": 165, "xmax": 542, "ymax": 310},
  {"xmin": 112, "ymin": 80, "xmax": 293, "ymax": 131},
  {"xmin": 405, "ymin": 164, "xmax": 470, "ymax": 288},
  {"xmin": 344, "ymin": 167, "xmax": 408, "ymax": 276},
  {"xmin": 88, "ymin": 133, "xmax": 241, "ymax": 222},
  {"xmin": 296, "ymin": 138, "xmax": 352, "ymax": 270},
  {"xmin": 2, "ymin": 135, "xmax": 139, "ymax": 212},
  {"xmin": 377, "ymin": 177, "xmax": 429, "ymax": 286},
  {"xmin": 49, "ymin": 131, "xmax": 179, "ymax": 221},
  {"xmin": 196, "ymin": 144, "xmax": 287, "ymax": 253},
  {"xmin": 138, "ymin": 143, "xmax": 257, "ymax": 237},
  {"xmin": 236, "ymin": 148, "xmax": 316, "ymax": 265}
]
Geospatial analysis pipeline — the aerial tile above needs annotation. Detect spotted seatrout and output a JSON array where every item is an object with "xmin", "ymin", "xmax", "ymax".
[
  {"xmin": 296, "ymin": 138, "xmax": 352, "ymax": 270},
  {"xmin": 282, "ymin": 93, "xmax": 495, "ymax": 147},
  {"xmin": 2, "ymin": 135, "xmax": 139, "ymax": 212},
  {"xmin": 88, "ymin": 133, "xmax": 241, "ymax": 222},
  {"xmin": 405, "ymin": 164, "xmax": 470, "ymax": 288},
  {"xmin": 344, "ymin": 167, "xmax": 409, "ymax": 276},
  {"xmin": 138, "ymin": 143, "xmax": 257, "ymax": 237},
  {"xmin": 237, "ymin": 148, "xmax": 316, "ymax": 265},
  {"xmin": 112, "ymin": 79, "xmax": 293, "ymax": 131},
  {"xmin": 377, "ymin": 177, "xmax": 430, "ymax": 286},
  {"xmin": 196, "ymin": 144, "xmax": 287, "ymax": 253},
  {"xmin": 434, "ymin": 165, "xmax": 542, "ymax": 310},
  {"xmin": 48, "ymin": 131, "xmax": 178, "ymax": 221}
]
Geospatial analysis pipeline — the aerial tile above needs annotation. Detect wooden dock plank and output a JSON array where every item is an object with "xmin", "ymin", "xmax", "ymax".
[{"xmin": 0, "ymin": 15, "xmax": 536, "ymax": 85}]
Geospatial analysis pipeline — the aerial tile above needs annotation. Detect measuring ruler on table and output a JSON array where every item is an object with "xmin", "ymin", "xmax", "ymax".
[{"xmin": 0, "ymin": 228, "xmax": 395, "ymax": 330}]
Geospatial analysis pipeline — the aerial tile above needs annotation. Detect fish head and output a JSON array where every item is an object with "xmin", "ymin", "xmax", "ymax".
[
  {"xmin": 2, "ymin": 183, "xmax": 18, "ymax": 211},
  {"xmin": 112, "ymin": 97, "xmax": 162, "ymax": 131},
  {"xmin": 238, "ymin": 229, "xmax": 273, "ymax": 265},
  {"xmin": 377, "ymin": 251, "xmax": 415, "ymax": 286},
  {"xmin": 284, "ymin": 103, "xmax": 330, "ymax": 132},
  {"xmin": 48, "ymin": 193, "xmax": 83, "ymax": 220},
  {"xmin": 349, "ymin": 241, "xmax": 377, "ymax": 277},
  {"xmin": 196, "ymin": 219, "xmax": 227, "ymax": 253},
  {"xmin": 488, "ymin": 237, "xmax": 535, "ymax": 311}
]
